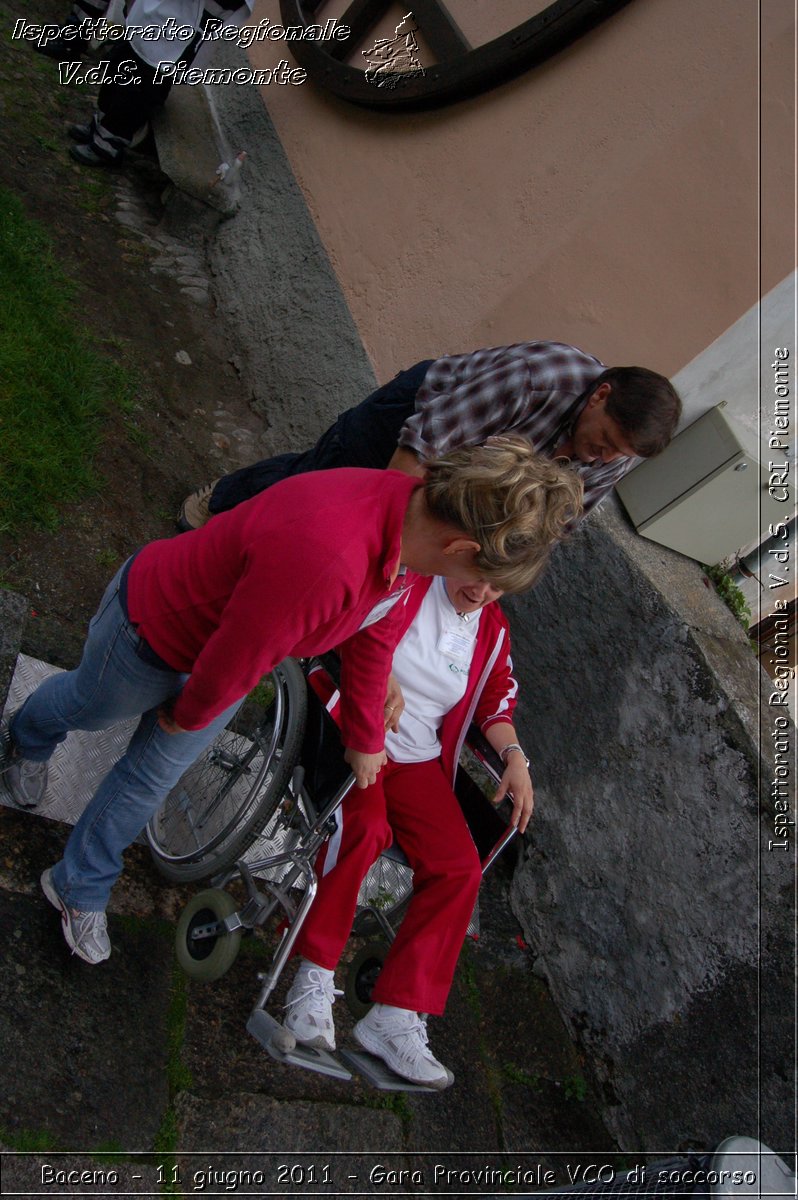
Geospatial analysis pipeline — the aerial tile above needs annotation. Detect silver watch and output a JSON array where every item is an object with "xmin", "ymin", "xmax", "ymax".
[{"xmin": 500, "ymin": 743, "xmax": 529, "ymax": 768}]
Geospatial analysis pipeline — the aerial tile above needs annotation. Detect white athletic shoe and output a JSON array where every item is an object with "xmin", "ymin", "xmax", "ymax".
[
  {"xmin": 41, "ymin": 868, "xmax": 110, "ymax": 965},
  {"xmin": 353, "ymin": 1004, "xmax": 454, "ymax": 1089},
  {"xmin": 283, "ymin": 961, "xmax": 342, "ymax": 1051}
]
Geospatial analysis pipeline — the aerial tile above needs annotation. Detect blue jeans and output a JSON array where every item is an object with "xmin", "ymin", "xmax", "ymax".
[{"xmin": 11, "ymin": 566, "xmax": 240, "ymax": 909}]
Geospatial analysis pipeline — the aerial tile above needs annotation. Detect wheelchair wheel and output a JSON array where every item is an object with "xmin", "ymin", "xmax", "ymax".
[
  {"xmin": 176, "ymin": 888, "xmax": 242, "ymax": 982},
  {"xmin": 147, "ymin": 658, "xmax": 307, "ymax": 883},
  {"xmin": 344, "ymin": 939, "xmax": 390, "ymax": 1019}
]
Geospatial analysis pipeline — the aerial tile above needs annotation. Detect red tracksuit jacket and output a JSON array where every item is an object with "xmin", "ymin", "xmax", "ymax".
[{"xmin": 322, "ymin": 576, "xmax": 518, "ymax": 781}]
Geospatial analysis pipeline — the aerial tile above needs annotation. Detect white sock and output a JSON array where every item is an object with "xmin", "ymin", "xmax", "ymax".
[
  {"xmin": 295, "ymin": 958, "xmax": 334, "ymax": 982},
  {"xmin": 370, "ymin": 1003, "xmax": 414, "ymax": 1021}
]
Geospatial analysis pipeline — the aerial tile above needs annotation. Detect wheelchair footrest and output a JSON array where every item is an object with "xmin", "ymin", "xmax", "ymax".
[
  {"xmin": 338, "ymin": 1048, "xmax": 441, "ymax": 1093},
  {"xmin": 247, "ymin": 1009, "xmax": 353, "ymax": 1081}
]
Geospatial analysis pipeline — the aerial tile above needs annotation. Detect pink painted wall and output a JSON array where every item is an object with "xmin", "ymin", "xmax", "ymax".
[{"xmin": 247, "ymin": 0, "xmax": 792, "ymax": 380}]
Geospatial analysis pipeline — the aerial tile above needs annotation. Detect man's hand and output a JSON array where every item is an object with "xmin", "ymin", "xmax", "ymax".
[
  {"xmin": 493, "ymin": 755, "xmax": 534, "ymax": 833},
  {"xmin": 157, "ymin": 705, "xmax": 187, "ymax": 735},
  {"xmin": 383, "ymin": 674, "xmax": 405, "ymax": 732},
  {"xmin": 344, "ymin": 747, "xmax": 387, "ymax": 789},
  {"xmin": 386, "ymin": 446, "xmax": 425, "ymax": 478}
]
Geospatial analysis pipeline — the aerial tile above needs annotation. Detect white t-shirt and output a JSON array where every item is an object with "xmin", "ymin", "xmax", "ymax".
[{"xmin": 385, "ymin": 576, "xmax": 482, "ymax": 764}]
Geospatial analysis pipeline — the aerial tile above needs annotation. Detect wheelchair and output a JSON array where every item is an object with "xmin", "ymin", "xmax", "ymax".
[{"xmin": 146, "ymin": 657, "xmax": 517, "ymax": 1089}]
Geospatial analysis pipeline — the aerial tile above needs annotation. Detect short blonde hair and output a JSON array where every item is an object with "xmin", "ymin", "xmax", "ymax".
[{"xmin": 423, "ymin": 437, "xmax": 583, "ymax": 593}]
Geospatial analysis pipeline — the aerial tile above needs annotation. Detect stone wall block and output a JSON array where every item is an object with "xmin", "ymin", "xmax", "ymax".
[{"xmin": 505, "ymin": 500, "xmax": 787, "ymax": 1150}]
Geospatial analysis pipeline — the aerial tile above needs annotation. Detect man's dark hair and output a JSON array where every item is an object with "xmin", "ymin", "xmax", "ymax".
[{"xmin": 596, "ymin": 366, "xmax": 682, "ymax": 457}]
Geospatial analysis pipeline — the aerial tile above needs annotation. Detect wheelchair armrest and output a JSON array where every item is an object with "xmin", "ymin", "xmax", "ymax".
[
  {"xmin": 460, "ymin": 724, "xmax": 519, "ymax": 868},
  {"xmin": 464, "ymin": 723, "xmax": 506, "ymax": 788}
]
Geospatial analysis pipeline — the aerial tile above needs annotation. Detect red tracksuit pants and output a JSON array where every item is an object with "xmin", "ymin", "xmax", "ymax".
[{"xmin": 292, "ymin": 757, "xmax": 482, "ymax": 1016}]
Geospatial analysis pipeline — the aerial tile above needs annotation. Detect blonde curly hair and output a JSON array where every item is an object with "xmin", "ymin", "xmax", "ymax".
[{"xmin": 423, "ymin": 436, "xmax": 583, "ymax": 593}]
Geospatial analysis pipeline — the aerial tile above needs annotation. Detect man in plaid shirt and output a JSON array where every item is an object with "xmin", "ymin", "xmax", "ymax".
[{"xmin": 179, "ymin": 341, "xmax": 681, "ymax": 529}]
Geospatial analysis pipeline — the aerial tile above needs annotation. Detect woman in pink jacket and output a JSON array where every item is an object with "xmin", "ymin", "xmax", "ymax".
[
  {"xmin": 3, "ymin": 441, "xmax": 580, "ymax": 973},
  {"xmin": 284, "ymin": 573, "xmax": 532, "ymax": 1091}
]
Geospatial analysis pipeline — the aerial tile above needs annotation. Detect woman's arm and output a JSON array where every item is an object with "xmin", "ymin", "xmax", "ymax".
[
  {"xmin": 484, "ymin": 722, "xmax": 534, "ymax": 833},
  {"xmin": 344, "ymin": 747, "xmax": 388, "ymax": 789}
]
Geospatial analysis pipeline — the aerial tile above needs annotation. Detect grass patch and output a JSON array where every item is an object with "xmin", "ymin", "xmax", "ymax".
[
  {"xmin": 457, "ymin": 947, "xmax": 505, "ymax": 1133},
  {"xmin": 75, "ymin": 172, "xmax": 114, "ymax": 217},
  {"xmin": 703, "ymin": 564, "xmax": 752, "ymax": 630},
  {"xmin": 0, "ymin": 187, "xmax": 134, "ymax": 533},
  {"xmin": 359, "ymin": 1089, "xmax": 414, "ymax": 1137},
  {"xmin": 503, "ymin": 1061, "xmax": 542, "ymax": 1090},
  {"xmin": 152, "ymin": 961, "xmax": 192, "ymax": 1185},
  {"xmin": 503, "ymin": 1061, "xmax": 588, "ymax": 1103},
  {"xmin": 165, "ymin": 968, "xmax": 193, "ymax": 1096},
  {"xmin": 0, "ymin": 1125, "xmax": 59, "ymax": 1152},
  {"xmin": 562, "ymin": 1072, "xmax": 588, "ymax": 1102}
]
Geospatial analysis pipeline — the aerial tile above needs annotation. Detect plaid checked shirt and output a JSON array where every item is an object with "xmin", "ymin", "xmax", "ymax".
[{"xmin": 398, "ymin": 341, "xmax": 637, "ymax": 517}]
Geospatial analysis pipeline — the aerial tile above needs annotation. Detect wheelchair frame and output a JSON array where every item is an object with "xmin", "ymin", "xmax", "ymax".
[{"xmin": 151, "ymin": 657, "xmax": 517, "ymax": 1087}]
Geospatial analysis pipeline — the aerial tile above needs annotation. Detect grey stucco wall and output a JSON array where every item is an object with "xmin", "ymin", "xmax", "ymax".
[
  {"xmin": 506, "ymin": 499, "xmax": 790, "ymax": 1151},
  {"xmin": 201, "ymin": 43, "xmax": 378, "ymax": 451}
]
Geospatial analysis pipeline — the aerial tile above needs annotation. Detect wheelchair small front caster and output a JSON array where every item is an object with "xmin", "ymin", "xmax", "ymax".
[
  {"xmin": 345, "ymin": 939, "xmax": 390, "ymax": 1019},
  {"xmin": 175, "ymin": 888, "xmax": 242, "ymax": 981}
]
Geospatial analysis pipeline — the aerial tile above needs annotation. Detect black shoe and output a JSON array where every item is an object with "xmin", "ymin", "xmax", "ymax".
[
  {"xmin": 34, "ymin": 27, "xmax": 90, "ymax": 59},
  {"xmin": 67, "ymin": 123, "xmax": 93, "ymax": 144},
  {"xmin": 70, "ymin": 142, "xmax": 122, "ymax": 168}
]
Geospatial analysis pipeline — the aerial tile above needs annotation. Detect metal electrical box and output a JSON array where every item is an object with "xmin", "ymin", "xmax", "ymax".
[{"xmin": 615, "ymin": 404, "xmax": 788, "ymax": 565}]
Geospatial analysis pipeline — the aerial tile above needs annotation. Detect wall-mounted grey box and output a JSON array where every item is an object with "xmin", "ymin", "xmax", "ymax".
[{"xmin": 615, "ymin": 404, "xmax": 791, "ymax": 564}]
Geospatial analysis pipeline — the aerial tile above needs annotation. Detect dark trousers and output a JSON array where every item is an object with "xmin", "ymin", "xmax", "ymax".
[
  {"xmin": 92, "ymin": 34, "xmax": 196, "ymax": 154},
  {"xmin": 209, "ymin": 359, "xmax": 434, "ymax": 515}
]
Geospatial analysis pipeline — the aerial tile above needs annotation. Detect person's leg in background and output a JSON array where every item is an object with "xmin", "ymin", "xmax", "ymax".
[
  {"xmin": 178, "ymin": 360, "xmax": 435, "ymax": 528},
  {"xmin": 34, "ymin": 0, "xmax": 112, "ymax": 59},
  {"xmin": 69, "ymin": 39, "xmax": 176, "ymax": 167}
]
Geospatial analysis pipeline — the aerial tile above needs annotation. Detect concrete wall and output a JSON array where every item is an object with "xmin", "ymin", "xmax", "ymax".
[
  {"xmin": 205, "ymin": 40, "xmax": 377, "ymax": 451},
  {"xmin": 245, "ymin": 0, "xmax": 792, "ymax": 382},
  {"xmin": 505, "ymin": 501, "xmax": 790, "ymax": 1150},
  {"xmin": 672, "ymin": 272, "xmax": 797, "ymax": 461}
]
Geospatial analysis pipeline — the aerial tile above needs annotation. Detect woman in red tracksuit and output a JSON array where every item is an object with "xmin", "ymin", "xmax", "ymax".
[{"xmin": 284, "ymin": 573, "xmax": 533, "ymax": 1090}]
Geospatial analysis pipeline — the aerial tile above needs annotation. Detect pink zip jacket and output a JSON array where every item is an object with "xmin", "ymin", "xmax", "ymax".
[{"xmin": 126, "ymin": 468, "xmax": 421, "ymax": 748}]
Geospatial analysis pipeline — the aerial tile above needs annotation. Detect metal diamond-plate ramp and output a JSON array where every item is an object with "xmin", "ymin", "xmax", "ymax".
[
  {"xmin": 1, "ymin": 654, "xmax": 137, "ymax": 827},
  {"xmin": 2, "ymin": 659, "xmax": 306, "ymax": 870}
]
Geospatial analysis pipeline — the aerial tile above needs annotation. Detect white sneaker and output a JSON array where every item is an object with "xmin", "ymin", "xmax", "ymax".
[
  {"xmin": 4, "ymin": 755, "xmax": 49, "ymax": 809},
  {"xmin": 0, "ymin": 717, "xmax": 49, "ymax": 809},
  {"xmin": 283, "ymin": 961, "xmax": 342, "ymax": 1051},
  {"xmin": 353, "ymin": 1004, "xmax": 454, "ymax": 1089},
  {"xmin": 41, "ymin": 868, "xmax": 111, "ymax": 965}
]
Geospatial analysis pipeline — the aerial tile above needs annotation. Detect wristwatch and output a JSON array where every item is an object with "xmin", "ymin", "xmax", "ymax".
[{"xmin": 500, "ymin": 743, "xmax": 530, "ymax": 768}]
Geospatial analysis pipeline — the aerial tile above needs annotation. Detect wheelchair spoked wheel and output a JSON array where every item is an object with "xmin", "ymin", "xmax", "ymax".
[
  {"xmin": 344, "ymin": 939, "xmax": 390, "ymax": 1019},
  {"xmin": 176, "ymin": 888, "xmax": 242, "ymax": 982},
  {"xmin": 147, "ymin": 658, "xmax": 307, "ymax": 883}
]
